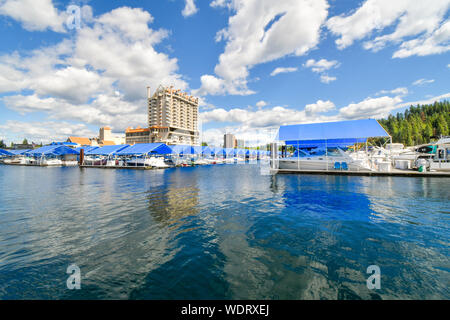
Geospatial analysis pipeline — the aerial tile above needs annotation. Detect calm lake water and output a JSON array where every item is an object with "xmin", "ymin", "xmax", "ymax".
[{"xmin": 0, "ymin": 163, "xmax": 448, "ymax": 299}]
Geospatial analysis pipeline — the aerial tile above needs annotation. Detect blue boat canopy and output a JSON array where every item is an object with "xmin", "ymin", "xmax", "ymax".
[
  {"xmin": 169, "ymin": 144, "xmax": 193, "ymax": 155},
  {"xmin": 212, "ymin": 147, "xmax": 224, "ymax": 156},
  {"xmin": 75, "ymin": 146, "xmax": 99, "ymax": 153},
  {"xmin": 191, "ymin": 146, "xmax": 203, "ymax": 155},
  {"xmin": 116, "ymin": 143, "xmax": 172, "ymax": 155},
  {"xmin": 277, "ymin": 119, "xmax": 390, "ymax": 146},
  {"xmin": 0, "ymin": 149, "xmax": 13, "ymax": 156},
  {"xmin": 201, "ymin": 146, "xmax": 213, "ymax": 156},
  {"xmin": 9, "ymin": 149, "xmax": 31, "ymax": 155},
  {"xmin": 223, "ymin": 148, "xmax": 234, "ymax": 155},
  {"xmin": 27, "ymin": 145, "xmax": 79, "ymax": 156},
  {"xmin": 86, "ymin": 144, "xmax": 129, "ymax": 155}
]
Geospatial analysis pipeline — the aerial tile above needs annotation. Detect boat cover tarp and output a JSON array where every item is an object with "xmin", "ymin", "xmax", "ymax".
[
  {"xmin": 27, "ymin": 145, "xmax": 79, "ymax": 156},
  {"xmin": 169, "ymin": 144, "xmax": 192, "ymax": 155},
  {"xmin": 224, "ymin": 148, "xmax": 235, "ymax": 156},
  {"xmin": 201, "ymin": 146, "xmax": 213, "ymax": 156},
  {"xmin": 233, "ymin": 149, "xmax": 245, "ymax": 156},
  {"xmin": 288, "ymin": 139, "xmax": 363, "ymax": 148},
  {"xmin": 116, "ymin": 143, "xmax": 172, "ymax": 155},
  {"xmin": 9, "ymin": 149, "xmax": 31, "ymax": 155},
  {"xmin": 75, "ymin": 146, "xmax": 99, "ymax": 153},
  {"xmin": 86, "ymin": 144, "xmax": 129, "ymax": 155},
  {"xmin": 212, "ymin": 147, "xmax": 224, "ymax": 156},
  {"xmin": 277, "ymin": 119, "xmax": 389, "ymax": 145},
  {"xmin": 191, "ymin": 146, "xmax": 203, "ymax": 155},
  {"xmin": 0, "ymin": 149, "xmax": 13, "ymax": 156}
]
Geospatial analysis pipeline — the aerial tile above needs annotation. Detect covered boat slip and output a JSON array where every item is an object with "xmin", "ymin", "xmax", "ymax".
[
  {"xmin": 80, "ymin": 143, "xmax": 269, "ymax": 169},
  {"xmin": 273, "ymin": 119, "xmax": 416, "ymax": 175},
  {"xmin": 1, "ymin": 145, "xmax": 79, "ymax": 166},
  {"xmin": 272, "ymin": 119, "xmax": 450, "ymax": 176}
]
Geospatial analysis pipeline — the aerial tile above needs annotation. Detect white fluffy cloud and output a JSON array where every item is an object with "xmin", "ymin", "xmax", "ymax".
[
  {"xmin": 255, "ymin": 100, "xmax": 268, "ymax": 108},
  {"xmin": 201, "ymin": 92, "xmax": 450, "ymax": 131},
  {"xmin": 412, "ymin": 78, "xmax": 435, "ymax": 86},
  {"xmin": 305, "ymin": 100, "xmax": 335, "ymax": 114},
  {"xmin": 338, "ymin": 96, "xmax": 403, "ymax": 119},
  {"xmin": 270, "ymin": 67, "xmax": 298, "ymax": 76},
  {"xmin": 320, "ymin": 75, "xmax": 337, "ymax": 84},
  {"xmin": 0, "ymin": 0, "xmax": 67, "ymax": 32},
  {"xmin": 0, "ymin": 6, "xmax": 187, "ymax": 138},
  {"xmin": 304, "ymin": 59, "xmax": 339, "ymax": 73},
  {"xmin": 196, "ymin": 0, "xmax": 329, "ymax": 95},
  {"xmin": 0, "ymin": 120, "xmax": 97, "ymax": 144},
  {"xmin": 327, "ymin": 0, "xmax": 450, "ymax": 58},
  {"xmin": 304, "ymin": 58, "xmax": 340, "ymax": 83},
  {"xmin": 182, "ymin": 0, "xmax": 198, "ymax": 17},
  {"xmin": 376, "ymin": 87, "xmax": 409, "ymax": 96}
]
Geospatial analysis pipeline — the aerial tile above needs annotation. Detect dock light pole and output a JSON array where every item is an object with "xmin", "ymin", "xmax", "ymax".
[{"xmin": 270, "ymin": 142, "xmax": 278, "ymax": 170}]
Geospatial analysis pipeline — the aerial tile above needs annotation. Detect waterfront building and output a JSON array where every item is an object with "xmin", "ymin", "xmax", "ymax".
[
  {"xmin": 99, "ymin": 126, "xmax": 126, "ymax": 145},
  {"xmin": 148, "ymin": 85, "xmax": 199, "ymax": 145},
  {"xmin": 125, "ymin": 86, "xmax": 200, "ymax": 145},
  {"xmin": 125, "ymin": 126, "xmax": 151, "ymax": 144},
  {"xmin": 67, "ymin": 137, "xmax": 92, "ymax": 147},
  {"xmin": 224, "ymin": 133, "xmax": 236, "ymax": 149},
  {"xmin": 11, "ymin": 143, "xmax": 36, "ymax": 150}
]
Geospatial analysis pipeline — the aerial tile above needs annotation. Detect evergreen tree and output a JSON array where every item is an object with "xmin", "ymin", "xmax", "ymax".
[{"xmin": 378, "ymin": 100, "xmax": 449, "ymax": 146}]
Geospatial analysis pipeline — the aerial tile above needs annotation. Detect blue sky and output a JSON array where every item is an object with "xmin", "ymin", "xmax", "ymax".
[{"xmin": 0, "ymin": 0, "xmax": 449, "ymax": 146}]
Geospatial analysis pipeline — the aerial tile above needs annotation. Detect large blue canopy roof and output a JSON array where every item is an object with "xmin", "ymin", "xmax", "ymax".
[
  {"xmin": 86, "ymin": 144, "xmax": 129, "ymax": 155},
  {"xmin": 116, "ymin": 143, "xmax": 172, "ymax": 155},
  {"xmin": 287, "ymin": 138, "xmax": 366, "ymax": 148},
  {"xmin": 0, "ymin": 149, "xmax": 13, "ymax": 156},
  {"xmin": 27, "ymin": 145, "xmax": 79, "ymax": 156},
  {"xmin": 277, "ymin": 119, "xmax": 389, "ymax": 145},
  {"xmin": 169, "ymin": 144, "xmax": 193, "ymax": 155},
  {"xmin": 212, "ymin": 147, "xmax": 224, "ymax": 156},
  {"xmin": 223, "ymin": 148, "xmax": 234, "ymax": 155},
  {"xmin": 75, "ymin": 146, "xmax": 99, "ymax": 153},
  {"xmin": 9, "ymin": 149, "xmax": 31, "ymax": 155},
  {"xmin": 191, "ymin": 146, "xmax": 203, "ymax": 155},
  {"xmin": 201, "ymin": 146, "xmax": 213, "ymax": 156}
]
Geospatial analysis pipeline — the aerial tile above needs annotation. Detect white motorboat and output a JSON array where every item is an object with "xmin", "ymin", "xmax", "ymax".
[
  {"xmin": 126, "ymin": 158, "xmax": 153, "ymax": 167},
  {"xmin": 38, "ymin": 158, "xmax": 63, "ymax": 166},
  {"xmin": 84, "ymin": 156, "xmax": 107, "ymax": 166},
  {"xmin": 62, "ymin": 160, "xmax": 78, "ymax": 166},
  {"xmin": 277, "ymin": 148, "xmax": 373, "ymax": 171},
  {"xmin": 149, "ymin": 157, "xmax": 170, "ymax": 168},
  {"xmin": 193, "ymin": 158, "xmax": 209, "ymax": 165}
]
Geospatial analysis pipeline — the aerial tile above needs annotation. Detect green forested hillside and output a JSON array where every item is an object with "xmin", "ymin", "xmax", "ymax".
[{"xmin": 379, "ymin": 100, "xmax": 450, "ymax": 146}]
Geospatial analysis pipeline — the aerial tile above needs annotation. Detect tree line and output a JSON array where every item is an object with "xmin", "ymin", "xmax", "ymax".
[{"xmin": 378, "ymin": 100, "xmax": 449, "ymax": 146}]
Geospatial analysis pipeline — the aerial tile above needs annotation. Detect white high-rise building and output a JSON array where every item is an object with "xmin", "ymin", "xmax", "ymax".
[
  {"xmin": 224, "ymin": 133, "xmax": 236, "ymax": 148},
  {"xmin": 147, "ymin": 85, "xmax": 199, "ymax": 145}
]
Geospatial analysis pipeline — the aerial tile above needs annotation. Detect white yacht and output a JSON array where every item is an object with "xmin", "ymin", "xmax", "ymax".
[
  {"xmin": 149, "ymin": 157, "xmax": 170, "ymax": 168},
  {"xmin": 276, "ymin": 148, "xmax": 373, "ymax": 171}
]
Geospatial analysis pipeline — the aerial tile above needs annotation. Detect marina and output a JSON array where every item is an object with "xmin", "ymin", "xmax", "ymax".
[
  {"xmin": 0, "ymin": 0, "xmax": 449, "ymax": 306},
  {"xmin": 0, "ymin": 163, "xmax": 448, "ymax": 299}
]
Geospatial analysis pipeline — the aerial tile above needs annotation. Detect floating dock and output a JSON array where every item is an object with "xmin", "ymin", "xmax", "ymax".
[
  {"xmin": 80, "ymin": 165, "xmax": 156, "ymax": 170},
  {"xmin": 274, "ymin": 168, "xmax": 450, "ymax": 177}
]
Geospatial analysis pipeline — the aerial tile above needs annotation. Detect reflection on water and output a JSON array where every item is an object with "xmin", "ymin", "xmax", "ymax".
[{"xmin": 0, "ymin": 164, "xmax": 448, "ymax": 299}]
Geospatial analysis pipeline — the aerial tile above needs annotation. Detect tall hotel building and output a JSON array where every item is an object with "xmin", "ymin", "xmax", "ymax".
[{"xmin": 126, "ymin": 86, "xmax": 200, "ymax": 145}]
